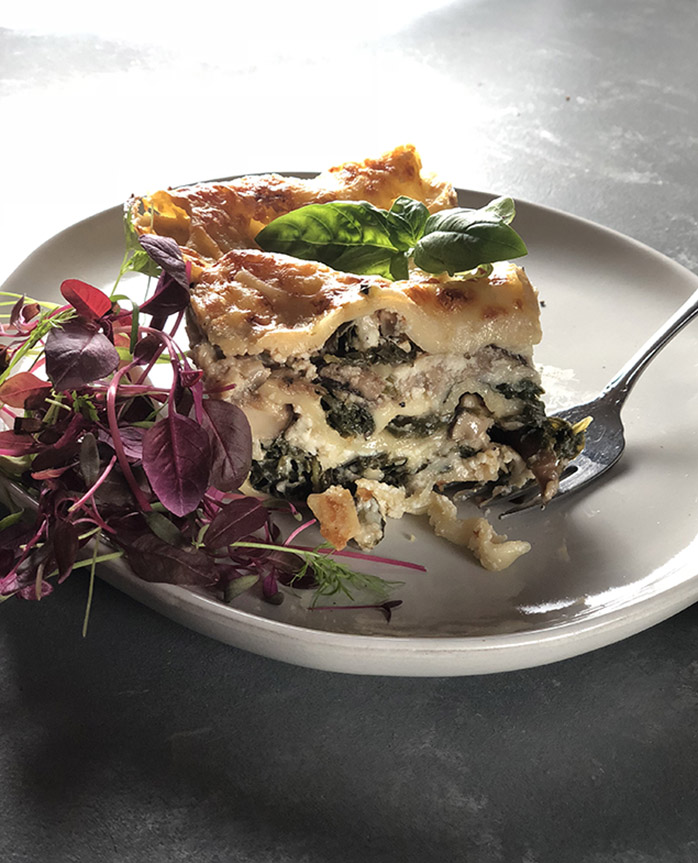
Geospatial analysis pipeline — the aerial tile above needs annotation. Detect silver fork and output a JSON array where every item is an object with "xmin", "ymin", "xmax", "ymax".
[{"xmin": 491, "ymin": 284, "xmax": 698, "ymax": 516}]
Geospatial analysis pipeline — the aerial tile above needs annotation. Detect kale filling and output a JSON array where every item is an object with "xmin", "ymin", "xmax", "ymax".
[
  {"xmin": 494, "ymin": 379, "xmax": 546, "ymax": 426},
  {"xmin": 249, "ymin": 438, "xmax": 410, "ymax": 499},
  {"xmin": 385, "ymin": 412, "xmax": 449, "ymax": 438},
  {"xmin": 320, "ymin": 391, "xmax": 375, "ymax": 438},
  {"xmin": 313, "ymin": 321, "xmax": 421, "ymax": 368},
  {"xmin": 248, "ymin": 439, "xmax": 322, "ymax": 500},
  {"xmin": 490, "ymin": 378, "xmax": 585, "ymax": 477}
]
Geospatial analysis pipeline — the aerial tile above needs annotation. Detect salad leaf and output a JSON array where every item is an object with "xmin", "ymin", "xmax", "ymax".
[
  {"xmin": 125, "ymin": 534, "xmax": 217, "ymax": 587},
  {"xmin": 139, "ymin": 270, "xmax": 190, "ymax": 320},
  {"xmin": 0, "ymin": 429, "xmax": 36, "ymax": 457},
  {"xmin": 204, "ymin": 497, "xmax": 269, "ymax": 550},
  {"xmin": 0, "ymin": 230, "xmax": 416, "ymax": 616},
  {"xmin": 142, "ymin": 413, "xmax": 212, "ymax": 517},
  {"xmin": 137, "ymin": 235, "xmax": 189, "ymax": 290},
  {"xmin": 121, "ymin": 209, "xmax": 161, "ymax": 279},
  {"xmin": 202, "ymin": 398, "xmax": 252, "ymax": 492},
  {"xmin": 0, "ymin": 372, "xmax": 51, "ymax": 408},
  {"xmin": 60, "ymin": 279, "xmax": 113, "ymax": 320},
  {"xmin": 53, "ymin": 519, "xmax": 79, "ymax": 582},
  {"xmin": 45, "ymin": 319, "xmax": 120, "ymax": 390}
]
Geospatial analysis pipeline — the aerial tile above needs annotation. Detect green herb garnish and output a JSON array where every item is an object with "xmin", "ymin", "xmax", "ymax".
[{"xmin": 256, "ymin": 195, "xmax": 527, "ymax": 280}]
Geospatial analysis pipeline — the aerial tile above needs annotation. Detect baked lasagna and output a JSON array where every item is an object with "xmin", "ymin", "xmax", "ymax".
[{"xmin": 128, "ymin": 146, "xmax": 584, "ymax": 570}]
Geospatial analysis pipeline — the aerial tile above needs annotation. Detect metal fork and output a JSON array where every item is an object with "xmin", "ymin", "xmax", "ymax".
[{"xmin": 491, "ymin": 284, "xmax": 698, "ymax": 517}]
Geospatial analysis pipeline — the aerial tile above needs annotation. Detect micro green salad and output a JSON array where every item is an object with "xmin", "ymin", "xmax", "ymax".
[
  {"xmin": 0, "ymin": 190, "xmax": 524, "ymax": 625},
  {"xmin": 0, "ymin": 234, "xmax": 418, "ymax": 626}
]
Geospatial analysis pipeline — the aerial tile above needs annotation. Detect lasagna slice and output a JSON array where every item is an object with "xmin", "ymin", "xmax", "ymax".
[
  {"xmin": 127, "ymin": 144, "xmax": 457, "ymax": 272},
  {"xmin": 187, "ymin": 248, "xmax": 584, "ymax": 560}
]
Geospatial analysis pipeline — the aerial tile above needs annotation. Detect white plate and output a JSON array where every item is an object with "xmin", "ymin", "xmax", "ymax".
[{"xmin": 3, "ymin": 188, "xmax": 698, "ymax": 676}]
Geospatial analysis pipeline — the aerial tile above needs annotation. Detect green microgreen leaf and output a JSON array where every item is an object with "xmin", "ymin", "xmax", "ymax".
[
  {"xmin": 0, "ymin": 305, "xmax": 76, "ymax": 387},
  {"xmin": 230, "ymin": 540, "xmax": 402, "ymax": 606},
  {"xmin": 113, "ymin": 208, "xmax": 162, "ymax": 292},
  {"xmin": 0, "ymin": 509, "xmax": 24, "ymax": 531}
]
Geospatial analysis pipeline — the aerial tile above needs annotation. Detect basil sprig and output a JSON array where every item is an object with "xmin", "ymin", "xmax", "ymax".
[{"xmin": 256, "ymin": 195, "xmax": 527, "ymax": 280}]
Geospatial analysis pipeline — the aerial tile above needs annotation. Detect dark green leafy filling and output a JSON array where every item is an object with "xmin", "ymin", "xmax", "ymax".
[
  {"xmin": 490, "ymin": 379, "xmax": 585, "ymax": 474},
  {"xmin": 249, "ymin": 438, "xmax": 410, "ymax": 499},
  {"xmin": 385, "ymin": 412, "xmax": 449, "ymax": 438},
  {"xmin": 320, "ymin": 391, "xmax": 375, "ymax": 438},
  {"xmin": 494, "ymin": 379, "xmax": 546, "ymax": 426},
  {"xmin": 248, "ymin": 439, "xmax": 323, "ymax": 500},
  {"xmin": 313, "ymin": 321, "xmax": 421, "ymax": 368}
]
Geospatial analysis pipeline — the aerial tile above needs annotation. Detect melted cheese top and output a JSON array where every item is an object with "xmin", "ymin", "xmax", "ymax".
[
  {"xmin": 189, "ymin": 249, "xmax": 541, "ymax": 360},
  {"xmin": 128, "ymin": 144, "xmax": 457, "ymax": 267}
]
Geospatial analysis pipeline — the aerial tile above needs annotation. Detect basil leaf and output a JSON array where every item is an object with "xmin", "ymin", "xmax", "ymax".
[
  {"xmin": 256, "ymin": 201, "xmax": 403, "ymax": 279},
  {"xmin": 484, "ymin": 196, "xmax": 516, "ymax": 225},
  {"xmin": 385, "ymin": 196, "xmax": 430, "ymax": 249},
  {"xmin": 329, "ymin": 246, "xmax": 409, "ymax": 281},
  {"xmin": 256, "ymin": 194, "xmax": 526, "ymax": 280},
  {"xmin": 413, "ymin": 201, "xmax": 527, "ymax": 275}
]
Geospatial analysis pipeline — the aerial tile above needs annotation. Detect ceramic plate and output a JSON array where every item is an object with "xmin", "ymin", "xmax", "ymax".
[{"xmin": 3, "ymin": 186, "xmax": 698, "ymax": 676}]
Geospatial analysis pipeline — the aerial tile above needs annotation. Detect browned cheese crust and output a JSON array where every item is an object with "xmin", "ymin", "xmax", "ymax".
[
  {"xmin": 188, "ymin": 249, "xmax": 541, "ymax": 363},
  {"xmin": 128, "ymin": 144, "xmax": 457, "ymax": 274}
]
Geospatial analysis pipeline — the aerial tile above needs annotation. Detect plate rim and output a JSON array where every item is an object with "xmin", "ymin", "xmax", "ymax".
[{"xmin": 3, "ymin": 184, "xmax": 698, "ymax": 676}]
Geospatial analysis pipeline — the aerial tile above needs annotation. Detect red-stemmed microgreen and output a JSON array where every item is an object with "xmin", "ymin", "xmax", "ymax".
[{"xmin": 0, "ymin": 237, "xmax": 421, "ymax": 624}]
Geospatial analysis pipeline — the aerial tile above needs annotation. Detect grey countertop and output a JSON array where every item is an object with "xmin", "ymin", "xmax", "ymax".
[{"xmin": 2, "ymin": 1, "xmax": 698, "ymax": 860}]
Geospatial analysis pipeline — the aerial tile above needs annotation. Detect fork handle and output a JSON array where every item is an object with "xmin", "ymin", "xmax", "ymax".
[{"xmin": 603, "ymin": 284, "xmax": 698, "ymax": 405}]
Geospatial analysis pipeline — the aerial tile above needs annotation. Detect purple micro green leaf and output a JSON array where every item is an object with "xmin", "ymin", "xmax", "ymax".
[
  {"xmin": 17, "ymin": 579, "xmax": 54, "ymax": 600},
  {"xmin": 261, "ymin": 571, "xmax": 283, "ymax": 604},
  {"xmin": 201, "ymin": 399, "xmax": 253, "ymax": 492},
  {"xmin": 179, "ymin": 368, "xmax": 203, "ymax": 389},
  {"xmin": 138, "ymin": 235, "xmax": 189, "ymax": 289},
  {"xmin": 45, "ymin": 319, "xmax": 120, "ymax": 390},
  {"xmin": 204, "ymin": 497, "xmax": 269, "ymax": 551},
  {"xmin": 0, "ymin": 429, "xmax": 37, "ymax": 456},
  {"xmin": 0, "ymin": 519, "xmax": 33, "ymax": 551},
  {"xmin": 139, "ymin": 271, "xmax": 190, "ymax": 320},
  {"xmin": 9, "ymin": 296, "xmax": 40, "ymax": 332},
  {"xmin": 44, "ymin": 412, "xmax": 88, "ymax": 451},
  {"xmin": 133, "ymin": 333, "xmax": 163, "ymax": 365},
  {"xmin": 9, "ymin": 295, "xmax": 25, "ymax": 330},
  {"xmin": 142, "ymin": 412, "xmax": 212, "ymax": 517},
  {"xmin": 123, "ymin": 533, "xmax": 217, "ymax": 586},
  {"xmin": 0, "ymin": 548, "xmax": 15, "ymax": 578},
  {"xmin": 60, "ymin": 279, "xmax": 113, "ymax": 321},
  {"xmin": 53, "ymin": 519, "xmax": 79, "ymax": 582},
  {"xmin": 174, "ymin": 386, "xmax": 194, "ymax": 418},
  {"xmin": 13, "ymin": 417, "xmax": 42, "ymax": 434},
  {"xmin": 31, "ymin": 441, "xmax": 80, "ymax": 473},
  {"xmin": 0, "ymin": 371, "xmax": 52, "ymax": 408},
  {"xmin": 98, "ymin": 425, "xmax": 144, "ymax": 461}
]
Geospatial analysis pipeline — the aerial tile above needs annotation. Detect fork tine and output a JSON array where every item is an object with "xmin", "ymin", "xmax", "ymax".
[
  {"xmin": 495, "ymin": 461, "xmax": 587, "ymax": 517},
  {"xmin": 498, "ymin": 452, "xmax": 616, "ymax": 517}
]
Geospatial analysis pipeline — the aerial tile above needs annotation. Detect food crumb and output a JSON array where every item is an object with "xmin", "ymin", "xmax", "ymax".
[{"xmin": 406, "ymin": 533, "xmax": 416, "ymax": 542}]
